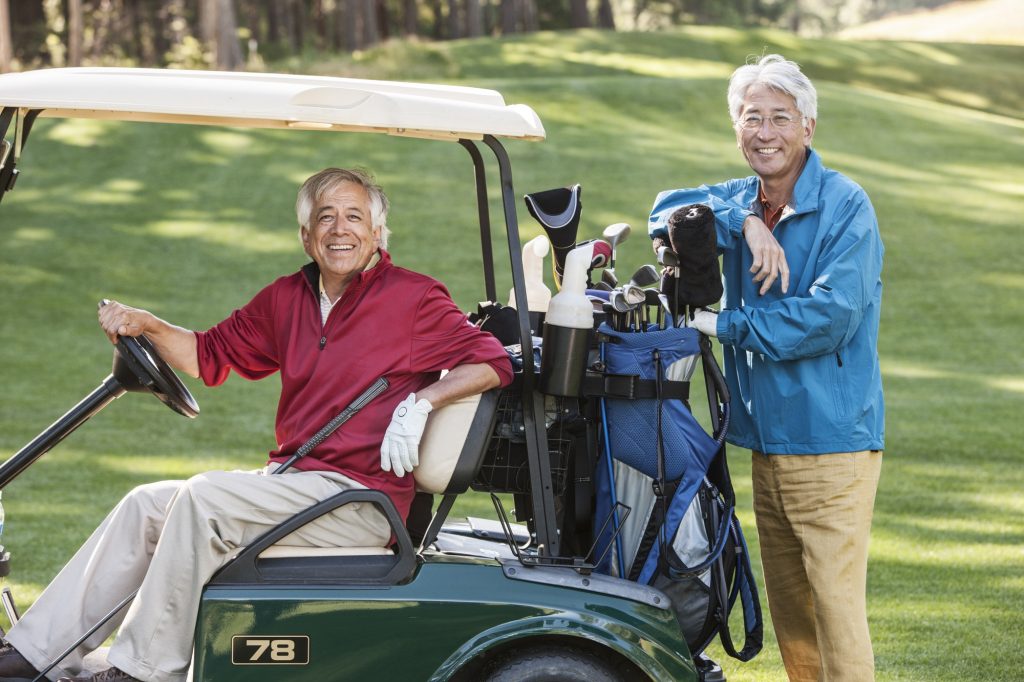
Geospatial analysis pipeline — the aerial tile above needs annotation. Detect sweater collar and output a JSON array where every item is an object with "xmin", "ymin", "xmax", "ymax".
[{"xmin": 301, "ymin": 249, "xmax": 392, "ymax": 296}]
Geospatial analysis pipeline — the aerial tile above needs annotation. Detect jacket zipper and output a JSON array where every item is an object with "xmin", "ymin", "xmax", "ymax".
[{"xmin": 836, "ymin": 352, "xmax": 843, "ymax": 367}]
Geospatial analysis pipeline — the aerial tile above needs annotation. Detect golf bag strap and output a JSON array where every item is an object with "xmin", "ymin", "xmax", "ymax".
[
  {"xmin": 581, "ymin": 372, "xmax": 689, "ymax": 402},
  {"xmin": 715, "ymin": 517, "xmax": 764, "ymax": 662}
]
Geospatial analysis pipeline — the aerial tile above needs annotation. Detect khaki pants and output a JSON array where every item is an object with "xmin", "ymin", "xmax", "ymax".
[
  {"xmin": 752, "ymin": 450, "xmax": 882, "ymax": 682},
  {"xmin": 7, "ymin": 468, "xmax": 391, "ymax": 682}
]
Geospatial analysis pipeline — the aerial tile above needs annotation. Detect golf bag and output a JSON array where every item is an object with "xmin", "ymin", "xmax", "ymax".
[{"xmin": 592, "ymin": 324, "xmax": 762, "ymax": 661}]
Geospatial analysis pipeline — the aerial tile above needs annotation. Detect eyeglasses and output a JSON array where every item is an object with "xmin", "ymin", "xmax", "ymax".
[{"xmin": 736, "ymin": 113, "xmax": 802, "ymax": 130}]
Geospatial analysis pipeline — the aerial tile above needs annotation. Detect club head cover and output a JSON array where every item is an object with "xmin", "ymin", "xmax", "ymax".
[
  {"xmin": 667, "ymin": 203, "xmax": 724, "ymax": 309},
  {"xmin": 524, "ymin": 184, "xmax": 582, "ymax": 287}
]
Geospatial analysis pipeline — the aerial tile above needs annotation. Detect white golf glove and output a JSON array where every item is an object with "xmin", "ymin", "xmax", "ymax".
[
  {"xmin": 690, "ymin": 309, "xmax": 719, "ymax": 337},
  {"xmin": 380, "ymin": 393, "xmax": 433, "ymax": 478}
]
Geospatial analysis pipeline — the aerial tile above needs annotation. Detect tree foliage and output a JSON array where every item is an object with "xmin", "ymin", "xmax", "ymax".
[{"xmin": 0, "ymin": 0, "xmax": 960, "ymax": 72}]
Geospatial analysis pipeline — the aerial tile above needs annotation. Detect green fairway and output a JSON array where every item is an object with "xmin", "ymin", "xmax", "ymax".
[{"xmin": 1, "ymin": 27, "xmax": 1022, "ymax": 681}]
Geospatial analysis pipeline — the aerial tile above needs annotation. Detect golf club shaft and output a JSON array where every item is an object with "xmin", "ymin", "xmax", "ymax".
[{"xmin": 276, "ymin": 376, "xmax": 390, "ymax": 473}]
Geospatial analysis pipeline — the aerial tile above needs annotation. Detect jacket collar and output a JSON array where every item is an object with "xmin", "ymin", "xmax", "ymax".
[{"xmin": 788, "ymin": 147, "xmax": 823, "ymax": 216}]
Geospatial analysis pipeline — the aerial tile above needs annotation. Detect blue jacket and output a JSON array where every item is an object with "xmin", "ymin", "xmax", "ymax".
[{"xmin": 649, "ymin": 149, "xmax": 884, "ymax": 454}]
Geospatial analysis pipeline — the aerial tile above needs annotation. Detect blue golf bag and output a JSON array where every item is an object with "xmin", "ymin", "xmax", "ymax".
[{"xmin": 592, "ymin": 324, "xmax": 763, "ymax": 662}]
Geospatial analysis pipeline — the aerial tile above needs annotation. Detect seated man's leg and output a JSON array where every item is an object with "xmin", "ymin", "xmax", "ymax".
[
  {"xmin": 106, "ymin": 469, "xmax": 389, "ymax": 682},
  {"xmin": 5, "ymin": 480, "xmax": 183, "ymax": 680}
]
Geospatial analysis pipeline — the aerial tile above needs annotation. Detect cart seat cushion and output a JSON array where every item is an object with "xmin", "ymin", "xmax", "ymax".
[
  {"xmin": 258, "ymin": 545, "xmax": 393, "ymax": 558},
  {"xmin": 414, "ymin": 389, "xmax": 497, "ymax": 495}
]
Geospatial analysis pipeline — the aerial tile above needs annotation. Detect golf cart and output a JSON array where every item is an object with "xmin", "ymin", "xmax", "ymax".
[{"xmin": 0, "ymin": 68, "xmax": 701, "ymax": 681}]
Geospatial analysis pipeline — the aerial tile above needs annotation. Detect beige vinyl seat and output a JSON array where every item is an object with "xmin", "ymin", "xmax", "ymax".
[{"xmin": 257, "ymin": 389, "xmax": 499, "ymax": 560}]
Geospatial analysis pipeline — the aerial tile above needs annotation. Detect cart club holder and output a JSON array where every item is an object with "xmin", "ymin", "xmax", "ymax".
[{"xmin": 482, "ymin": 354, "xmax": 698, "ymax": 574}]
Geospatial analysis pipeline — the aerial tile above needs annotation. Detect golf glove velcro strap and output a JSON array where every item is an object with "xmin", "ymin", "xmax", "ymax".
[
  {"xmin": 690, "ymin": 309, "xmax": 719, "ymax": 337},
  {"xmin": 380, "ymin": 393, "xmax": 433, "ymax": 477}
]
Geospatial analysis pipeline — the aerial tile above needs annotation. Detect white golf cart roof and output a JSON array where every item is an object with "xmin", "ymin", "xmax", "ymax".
[{"xmin": 0, "ymin": 67, "xmax": 545, "ymax": 141}]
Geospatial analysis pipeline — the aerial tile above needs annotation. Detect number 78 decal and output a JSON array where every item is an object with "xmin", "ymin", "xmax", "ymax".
[{"xmin": 231, "ymin": 636, "xmax": 310, "ymax": 665}]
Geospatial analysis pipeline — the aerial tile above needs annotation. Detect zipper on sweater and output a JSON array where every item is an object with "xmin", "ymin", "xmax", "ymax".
[
  {"xmin": 836, "ymin": 352, "xmax": 843, "ymax": 367},
  {"xmin": 319, "ymin": 335, "xmax": 327, "ymax": 350}
]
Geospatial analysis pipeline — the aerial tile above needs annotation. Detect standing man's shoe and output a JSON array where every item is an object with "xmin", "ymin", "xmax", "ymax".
[
  {"xmin": 0, "ymin": 643, "xmax": 42, "ymax": 681},
  {"xmin": 57, "ymin": 667, "xmax": 141, "ymax": 681}
]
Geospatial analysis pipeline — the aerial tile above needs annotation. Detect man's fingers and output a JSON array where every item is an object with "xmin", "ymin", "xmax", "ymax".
[{"xmin": 392, "ymin": 442, "xmax": 407, "ymax": 478}]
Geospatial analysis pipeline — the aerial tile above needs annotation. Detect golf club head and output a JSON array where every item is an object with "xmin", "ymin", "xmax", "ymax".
[
  {"xmin": 609, "ymin": 289, "xmax": 634, "ymax": 313},
  {"xmin": 622, "ymin": 283, "xmax": 646, "ymax": 307},
  {"xmin": 656, "ymin": 245, "xmax": 679, "ymax": 269},
  {"xmin": 602, "ymin": 222, "xmax": 630, "ymax": 274},
  {"xmin": 657, "ymin": 292, "xmax": 674, "ymax": 328},
  {"xmin": 602, "ymin": 222, "xmax": 631, "ymax": 248},
  {"xmin": 592, "ymin": 280, "xmax": 613, "ymax": 292},
  {"xmin": 524, "ymin": 184, "xmax": 582, "ymax": 288},
  {"xmin": 601, "ymin": 268, "xmax": 618, "ymax": 289},
  {"xmin": 628, "ymin": 264, "xmax": 660, "ymax": 289}
]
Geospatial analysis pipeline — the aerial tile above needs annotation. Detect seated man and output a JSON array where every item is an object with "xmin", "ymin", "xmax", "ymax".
[{"xmin": 0, "ymin": 167, "xmax": 513, "ymax": 682}]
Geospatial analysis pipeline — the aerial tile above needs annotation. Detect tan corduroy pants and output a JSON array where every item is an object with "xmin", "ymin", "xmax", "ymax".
[
  {"xmin": 7, "ymin": 468, "xmax": 390, "ymax": 682},
  {"xmin": 751, "ymin": 450, "xmax": 882, "ymax": 682}
]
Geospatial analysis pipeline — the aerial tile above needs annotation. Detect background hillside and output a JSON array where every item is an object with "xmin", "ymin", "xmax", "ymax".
[{"xmin": 1, "ymin": 27, "xmax": 1022, "ymax": 680}]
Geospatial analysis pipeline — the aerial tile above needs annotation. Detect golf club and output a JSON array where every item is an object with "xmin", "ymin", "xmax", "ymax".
[
  {"xmin": 602, "ymin": 222, "xmax": 630, "ymax": 281},
  {"xmin": 657, "ymin": 245, "xmax": 681, "ymax": 323}
]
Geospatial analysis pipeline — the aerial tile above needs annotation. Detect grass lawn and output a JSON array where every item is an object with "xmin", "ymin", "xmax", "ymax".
[{"xmin": 1, "ymin": 27, "xmax": 1023, "ymax": 680}]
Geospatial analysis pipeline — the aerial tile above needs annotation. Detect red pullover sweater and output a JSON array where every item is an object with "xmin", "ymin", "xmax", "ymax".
[{"xmin": 194, "ymin": 251, "xmax": 513, "ymax": 520}]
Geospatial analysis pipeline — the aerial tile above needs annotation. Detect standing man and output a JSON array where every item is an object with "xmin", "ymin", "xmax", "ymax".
[
  {"xmin": 649, "ymin": 55, "xmax": 884, "ymax": 681},
  {"xmin": 0, "ymin": 167, "xmax": 512, "ymax": 682}
]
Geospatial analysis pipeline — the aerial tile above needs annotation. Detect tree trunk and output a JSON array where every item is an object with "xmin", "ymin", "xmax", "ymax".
[
  {"xmin": 403, "ymin": 0, "xmax": 418, "ymax": 36},
  {"xmin": 521, "ymin": 0, "xmax": 536, "ymax": 31},
  {"xmin": 500, "ymin": 0, "xmax": 517, "ymax": 34},
  {"xmin": 343, "ymin": 0, "xmax": 360, "ymax": 50},
  {"xmin": 596, "ymin": 0, "xmax": 614, "ymax": 28},
  {"xmin": 569, "ymin": 0, "xmax": 590, "ymax": 28},
  {"xmin": 313, "ymin": 0, "xmax": 327, "ymax": 47},
  {"xmin": 67, "ymin": 0, "xmax": 84, "ymax": 66},
  {"xmin": 428, "ymin": 0, "xmax": 443, "ymax": 38},
  {"xmin": 282, "ymin": 0, "xmax": 299, "ymax": 52},
  {"xmin": 465, "ymin": 0, "xmax": 482, "ymax": 37},
  {"xmin": 447, "ymin": 0, "xmax": 461, "ymax": 39},
  {"xmin": 361, "ymin": 0, "xmax": 379, "ymax": 46},
  {"xmin": 199, "ymin": 0, "xmax": 217, "ymax": 48},
  {"xmin": 215, "ymin": 0, "xmax": 244, "ymax": 69},
  {"xmin": 0, "ymin": 0, "xmax": 11, "ymax": 73}
]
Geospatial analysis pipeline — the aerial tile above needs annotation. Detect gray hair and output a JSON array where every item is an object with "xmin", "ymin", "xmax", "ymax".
[
  {"xmin": 727, "ymin": 54, "xmax": 818, "ymax": 124},
  {"xmin": 295, "ymin": 167, "xmax": 391, "ymax": 250}
]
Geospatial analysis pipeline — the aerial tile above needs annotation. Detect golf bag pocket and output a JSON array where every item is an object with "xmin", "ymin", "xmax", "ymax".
[
  {"xmin": 647, "ymin": 479, "xmax": 763, "ymax": 661},
  {"xmin": 599, "ymin": 324, "xmax": 719, "ymax": 486}
]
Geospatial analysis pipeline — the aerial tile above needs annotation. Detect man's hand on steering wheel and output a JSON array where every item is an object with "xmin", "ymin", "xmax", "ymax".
[{"xmin": 98, "ymin": 300, "xmax": 157, "ymax": 344}]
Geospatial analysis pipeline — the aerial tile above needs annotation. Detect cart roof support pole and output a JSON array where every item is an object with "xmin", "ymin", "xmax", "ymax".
[
  {"xmin": 480, "ymin": 134, "xmax": 560, "ymax": 557},
  {"xmin": 459, "ymin": 139, "xmax": 497, "ymax": 304}
]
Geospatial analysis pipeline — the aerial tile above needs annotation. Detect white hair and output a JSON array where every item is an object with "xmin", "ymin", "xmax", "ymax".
[
  {"xmin": 295, "ymin": 167, "xmax": 391, "ymax": 250},
  {"xmin": 727, "ymin": 54, "xmax": 818, "ymax": 124}
]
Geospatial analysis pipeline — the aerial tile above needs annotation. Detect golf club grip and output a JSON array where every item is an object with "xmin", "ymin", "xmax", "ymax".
[{"xmin": 286, "ymin": 377, "xmax": 390, "ymax": 465}]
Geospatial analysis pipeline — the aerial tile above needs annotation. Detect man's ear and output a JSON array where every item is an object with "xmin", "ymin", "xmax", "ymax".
[
  {"xmin": 300, "ymin": 226, "xmax": 311, "ymax": 253},
  {"xmin": 803, "ymin": 117, "xmax": 817, "ymax": 147}
]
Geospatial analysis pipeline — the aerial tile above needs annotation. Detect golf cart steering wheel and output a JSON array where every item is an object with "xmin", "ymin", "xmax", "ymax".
[
  {"xmin": 106, "ymin": 311, "xmax": 200, "ymax": 418},
  {"xmin": 115, "ymin": 334, "xmax": 199, "ymax": 418}
]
